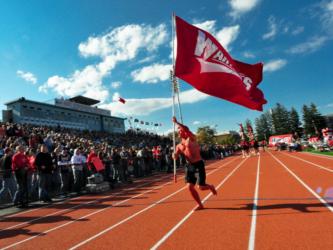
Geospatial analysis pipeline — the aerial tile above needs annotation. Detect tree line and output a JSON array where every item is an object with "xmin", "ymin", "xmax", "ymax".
[
  {"xmin": 167, "ymin": 102, "xmax": 327, "ymax": 145},
  {"xmin": 254, "ymin": 103, "xmax": 327, "ymax": 141}
]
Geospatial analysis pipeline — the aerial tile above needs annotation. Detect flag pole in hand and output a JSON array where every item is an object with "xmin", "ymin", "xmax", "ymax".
[{"xmin": 171, "ymin": 12, "xmax": 177, "ymax": 183}]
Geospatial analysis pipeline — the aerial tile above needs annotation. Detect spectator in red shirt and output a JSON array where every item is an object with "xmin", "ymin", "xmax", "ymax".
[
  {"xmin": 26, "ymin": 148, "xmax": 38, "ymax": 199},
  {"xmin": 12, "ymin": 145, "xmax": 29, "ymax": 207},
  {"xmin": 87, "ymin": 148, "xmax": 97, "ymax": 173},
  {"xmin": 152, "ymin": 146, "xmax": 162, "ymax": 171}
]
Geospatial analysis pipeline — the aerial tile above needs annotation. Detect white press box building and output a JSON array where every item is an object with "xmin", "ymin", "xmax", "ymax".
[{"xmin": 2, "ymin": 96, "xmax": 125, "ymax": 133}]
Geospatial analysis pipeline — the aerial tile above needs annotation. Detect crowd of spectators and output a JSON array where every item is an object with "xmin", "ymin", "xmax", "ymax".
[{"xmin": 0, "ymin": 122, "xmax": 234, "ymax": 208}]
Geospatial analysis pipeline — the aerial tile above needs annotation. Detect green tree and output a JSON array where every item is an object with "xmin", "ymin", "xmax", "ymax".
[
  {"xmin": 216, "ymin": 134, "xmax": 239, "ymax": 145},
  {"xmin": 196, "ymin": 126, "xmax": 216, "ymax": 144},
  {"xmin": 289, "ymin": 107, "xmax": 301, "ymax": 133},
  {"xmin": 310, "ymin": 103, "xmax": 327, "ymax": 136},
  {"xmin": 255, "ymin": 111, "xmax": 272, "ymax": 141},
  {"xmin": 302, "ymin": 103, "xmax": 326, "ymax": 137},
  {"xmin": 271, "ymin": 103, "xmax": 291, "ymax": 134},
  {"xmin": 302, "ymin": 104, "xmax": 313, "ymax": 136}
]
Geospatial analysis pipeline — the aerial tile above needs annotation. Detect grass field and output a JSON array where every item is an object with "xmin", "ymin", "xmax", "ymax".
[{"xmin": 303, "ymin": 148, "xmax": 333, "ymax": 156}]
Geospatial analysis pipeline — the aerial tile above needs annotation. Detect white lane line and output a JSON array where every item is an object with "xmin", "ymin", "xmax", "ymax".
[
  {"xmin": 301, "ymin": 152, "xmax": 333, "ymax": 160},
  {"xmin": 248, "ymin": 155, "xmax": 261, "ymax": 250},
  {"xmin": 280, "ymin": 152, "xmax": 333, "ymax": 173},
  {"xmin": 0, "ymin": 172, "xmax": 167, "ymax": 221},
  {"xmin": 0, "ymin": 195, "xmax": 85, "ymax": 221},
  {"xmin": 1, "ymin": 157, "xmax": 238, "ymax": 250},
  {"xmin": 150, "ymin": 158, "xmax": 247, "ymax": 250},
  {"xmin": 0, "ymin": 175, "xmax": 168, "ymax": 232},
  {"xmin": 69, "ymin": 157, "xmax": 240, "ymax": 250},
  {"xmin": 0, "ymin": 174, "xmax": 166, "ymax": 221},
  {"xmin": 268, "ymin": 151, "xmax": 333, "ymax": 213},
  {"xmin": 0, "ymin": 176, "xmax": 175, "ymax": 250}
]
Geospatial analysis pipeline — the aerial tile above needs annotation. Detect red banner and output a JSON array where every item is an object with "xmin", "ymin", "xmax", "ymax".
[
  {"xmin": 269, "ymin": 134, "xmax": 293, "ymax": 146},
  {"xmin": 175, "ymin": 16, "xmax": 267, "ymax": 111},
  {"xmin": 92, "ymin": 157, "xmax": 105, "ymax": 172}
]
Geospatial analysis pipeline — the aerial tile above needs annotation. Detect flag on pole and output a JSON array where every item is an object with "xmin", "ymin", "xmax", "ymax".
[
  {"xmin": 118, "ymin": 97, "xmax": 126, "ymax": 104},
  {"xmin": 247, "ymin": 123, "xmax": 254, "ymax": 141},
  {"xmin": 174, "ymin": 16, "xmax": 267, "ymax": 111}
]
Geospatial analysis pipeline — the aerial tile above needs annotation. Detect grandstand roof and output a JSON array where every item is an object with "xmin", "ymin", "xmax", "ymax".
[{"xmin": 68, "ymin": 95, "xmax": 99, "ymax": 106}]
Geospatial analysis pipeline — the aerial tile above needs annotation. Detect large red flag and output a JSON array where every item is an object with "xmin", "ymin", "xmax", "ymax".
[{"xmin": 175, "ymin": 16, "xmax": 267, "ymax": 111}]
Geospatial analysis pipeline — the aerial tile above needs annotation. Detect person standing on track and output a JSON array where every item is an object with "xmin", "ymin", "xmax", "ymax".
[{"xmin": 172, "ymin": 117, "xmax": 217, "ymax": 210}]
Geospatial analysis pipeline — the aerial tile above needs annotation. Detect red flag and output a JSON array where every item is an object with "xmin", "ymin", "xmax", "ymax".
[
  {"xmin": 91, "ymin": 157, "xmax": 105, "ymax": 172},
  {"xmin": 175, "ymin": 16, "xmax": 267, "ymax": 111},
  {"xmin": 239, "ymin": 124, "xmax": 244, "ymax": 133},
  {"xmin": 247, "ymin": 123, "xmax": 254, "ymax": 140},
  {"xmin": 118, "ymin": 97, "xmax": 126, "ymax": 104},
  {"xmin": 247, "ymin": 124, "xmax": 253, "ymax": 134}
]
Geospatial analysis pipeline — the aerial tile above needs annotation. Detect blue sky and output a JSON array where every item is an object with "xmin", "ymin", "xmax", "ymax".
[{"xmin": 1, "ymin": 0, "xmax": 333, "ymax": 134}]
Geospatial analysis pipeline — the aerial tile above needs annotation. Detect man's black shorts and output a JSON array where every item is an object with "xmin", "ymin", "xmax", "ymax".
[{"xmin": 185, "ymin": 160, "xmax": 206, "ymax": 186}]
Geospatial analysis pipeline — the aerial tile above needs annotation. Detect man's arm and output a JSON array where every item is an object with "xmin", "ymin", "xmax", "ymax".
[
  {"xmin": 173, "ymin": 144, "xmax": 182, "ymax": 160},
  {"xmin": 172, "ymin": 117, "xmax": 195, "ymax": 140}
]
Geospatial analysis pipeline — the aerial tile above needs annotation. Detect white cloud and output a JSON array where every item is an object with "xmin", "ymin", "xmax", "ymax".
[
  {"xmin": 99, "ymin": 88, "xmax": 210, "ymax": 116},
  {"xmin": 16, "ymin": 70, "xmax": 37, "ymax": 84},
  {"xmin": 287, "ymin": 36, "xmax": 328, "ymax": 54},
  {"xmin": 263, "ymin": 59, "xmax": 287, "ymax": 72},
  {"xmin": 131, "ymin": 64, "xmax": 172, "ymax": 83},
  {"xmin": 111, "ymin": 81, "xmax": 122, "ymax": 89},
  {"xmin": 39, "ymin": 23, "xmax": 168, "ymax": 102},
  {"xmin": 320, "ymin": 0, "xmax": 333, "ymax": 35},
  {"xmin": 326, "ymin": 103, "xmax": 333, "ymax": 108},
  {"xmin": 229, "ymin": 0, "xmax": 261, "ymax": 18},
  {"xmin": 215, "ymin": 25, "xmax": 240, "ymax": 51},
  {"xmin": 138, "ymin": 55, "xmax": 156, "ymax": 64},
  {"xmin": 194, "ymin": 20, "xmax": 240, "ymax": 51},
  {"xmin": 194, "ymin": 20, "xmax": 216, "ymax": 34},
  {"xmin": 193, "ymin": 121, "xmax": 201, "ymax": 125},
  {"xmin": 262, "ymin": 16, "xmax": 277, "ymax": 40},
  {"xmin": 243, "ymin": 51, "xmax": 255, "ymax": 58},
  {"xmin": 112, "ymin": 92, "xmax": 121, "ymax": 102},
  {"xmin": 291, "ymin": 26, "xmax": 304, "ymax": 35},
  {"xmin": 39, "ymin": 65, "xmax": 109, "ymax": 102}
]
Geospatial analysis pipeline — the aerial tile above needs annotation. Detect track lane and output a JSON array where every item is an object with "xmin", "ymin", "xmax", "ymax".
[
  {"xmin": 0, "ymin": 157, "xmax": 238, "ymax": 250},
  {"xmin": 70, "ymin": 157, "xmax": 245, "ymax": 250},
  {"xmin": 254, "ymin": 151, "xmax": 333, "ymax": 249},
  {"xmin": 0, "ymin": 175, "xmax": 176, "ymax": 249},
  {"xmin": 0, "ymin": 171, "xmax": 171, "ymax": 229},
  {"xmin": 281, "ymin": 151, "xmax": 333, "ymax": 171},
  {"xmin": 271, "ymin": 151, "xmax": 333, "ymax": 201},
  {"xmin": 149, "ymin": 156, "xmax": 258, "ymax": 250}
]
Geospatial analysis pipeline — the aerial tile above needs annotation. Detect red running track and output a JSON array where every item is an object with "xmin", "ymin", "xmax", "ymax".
[{"xmin": 0, "ymin": 151, "xmax": 333, "ymax": 250}]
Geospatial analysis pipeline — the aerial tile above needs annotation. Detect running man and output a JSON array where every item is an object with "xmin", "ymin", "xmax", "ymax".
[{"xmin": 172, "ymin": 117, "xmax": 217, "ymax": 210}]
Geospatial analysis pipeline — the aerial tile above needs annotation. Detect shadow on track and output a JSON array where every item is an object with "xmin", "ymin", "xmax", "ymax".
[
  {"xmin": 0, "ymin": 215, "xmax": 88, "ymax": 240},
  {"xmin": 201, "ymin": 202, "xmax": 333, "ymax": 213}
]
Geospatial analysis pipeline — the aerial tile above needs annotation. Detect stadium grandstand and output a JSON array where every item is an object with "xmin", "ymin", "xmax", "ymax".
[{"xmin": 2, "ymin": 96, "xmax": 125, "ymax": 133}]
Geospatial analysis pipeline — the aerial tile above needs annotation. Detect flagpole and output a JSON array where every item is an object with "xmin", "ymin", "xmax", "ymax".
[
  {"xmin": 171, "ymin": 12, "xmax": 177, "ymax": 183},
  {"xmin": 175, "ymin": 78, "xmax": 183, "ymax": 124}
]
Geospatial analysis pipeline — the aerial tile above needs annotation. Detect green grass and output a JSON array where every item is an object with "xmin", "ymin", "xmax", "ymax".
[
  {"xmin": 304, "ymin": 149, "xmax": 333, "ymax": 156},
  {"xmin": 311, "ymin": 151, "xmax": 333, "ymax": 156}
]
